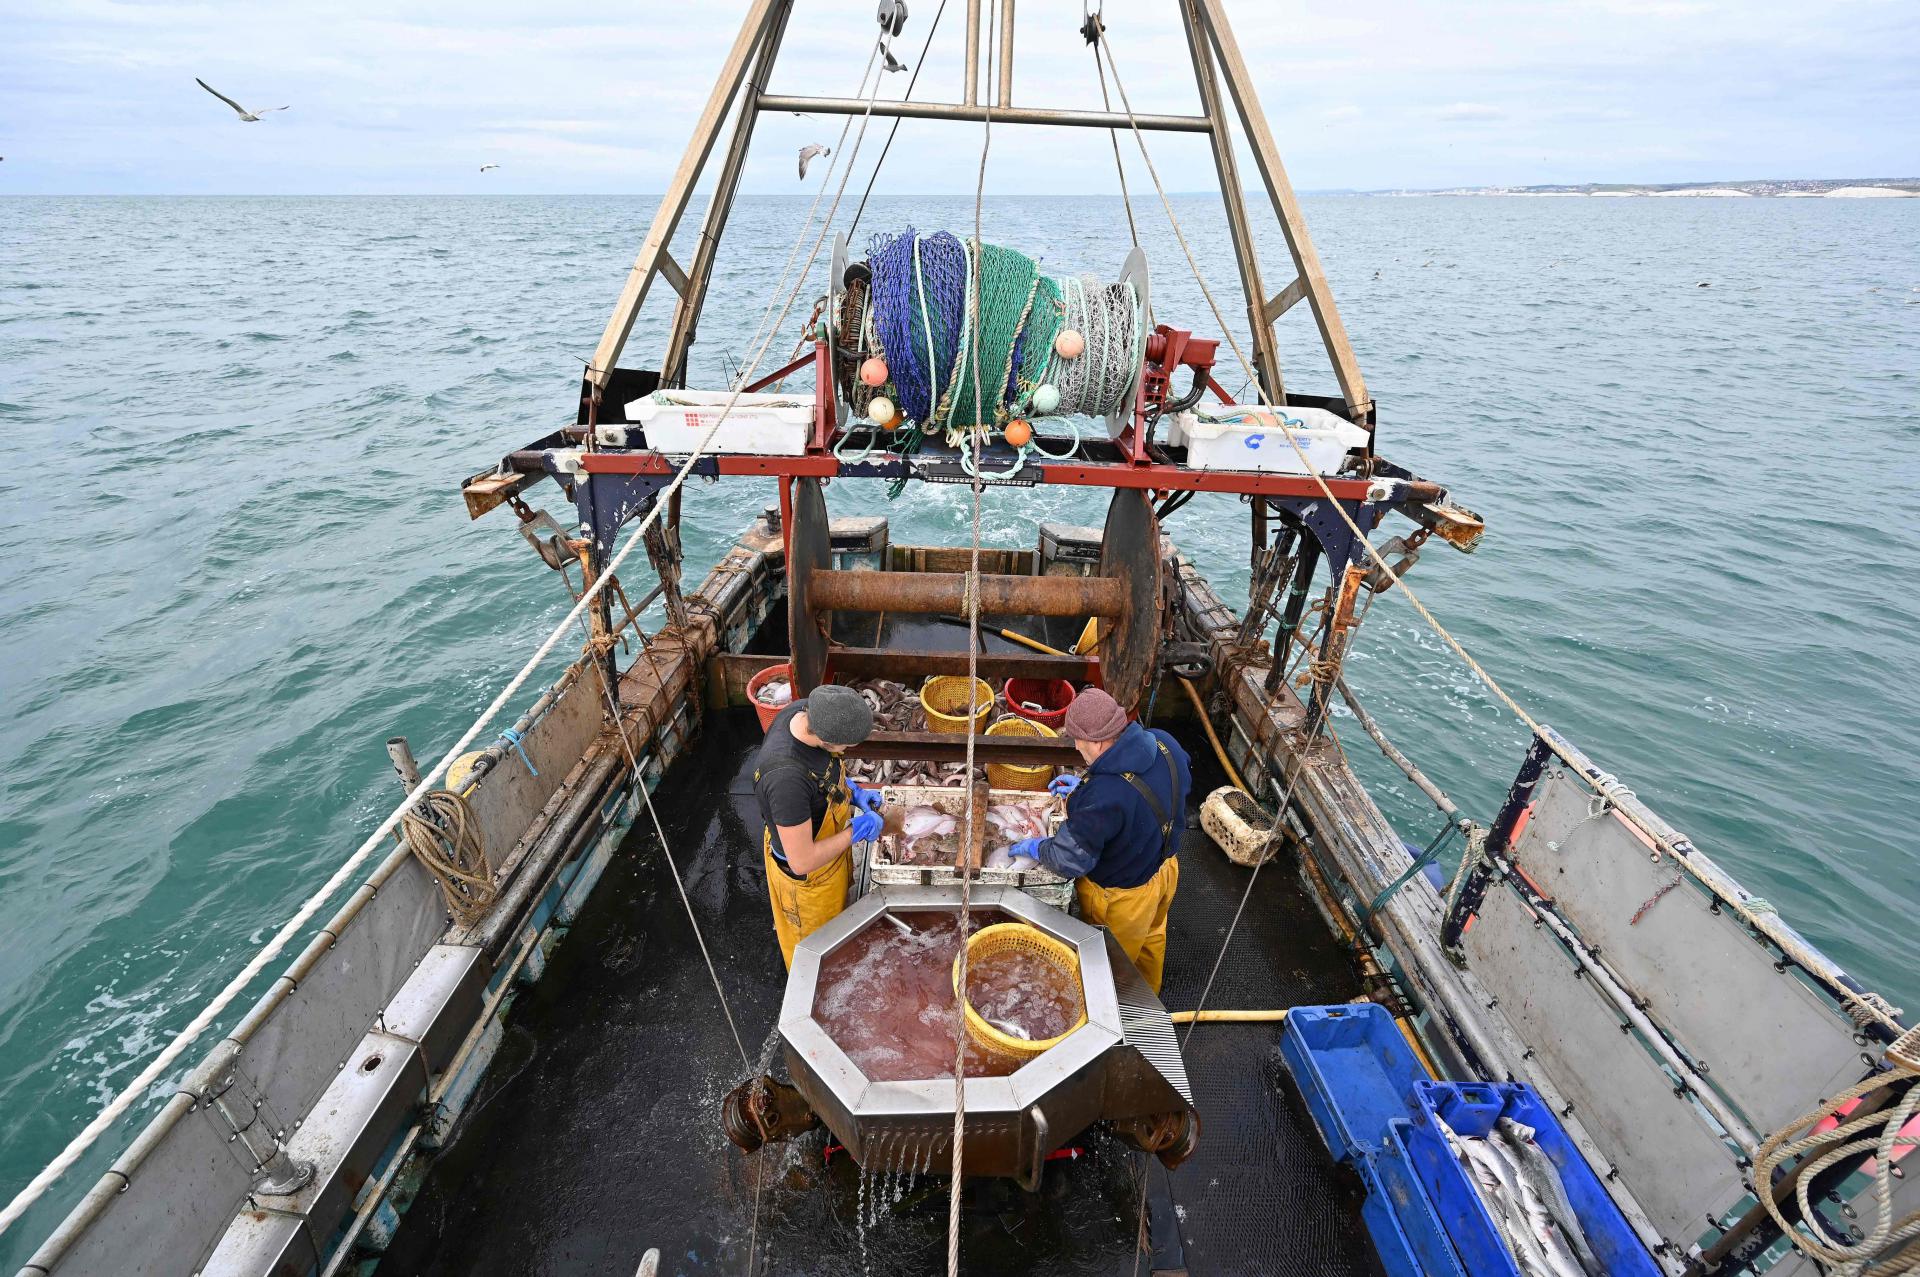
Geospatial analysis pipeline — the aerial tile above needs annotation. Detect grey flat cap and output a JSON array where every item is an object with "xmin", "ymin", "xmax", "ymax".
[{"xmin": 804, "ymin": 685, "xmax": 873, "ymax": 746}]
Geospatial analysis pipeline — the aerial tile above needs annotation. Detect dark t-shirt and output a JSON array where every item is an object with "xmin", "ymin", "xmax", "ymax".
[{"xmin": 754, "ymin": 700, "xmax": 846, "ymax": 873}]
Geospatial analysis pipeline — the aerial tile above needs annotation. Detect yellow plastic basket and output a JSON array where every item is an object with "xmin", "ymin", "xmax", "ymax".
[
  {"xmin": 983, "ymin": 714, "xmax": 1057, "ymax": 790},
  {"xmin": 952, "ymin": 922, "xmax": 1088, "ymax": 1063},
  {"xmin": 919, "ymin": 675, "xmax": 994, "ymax": 735}
]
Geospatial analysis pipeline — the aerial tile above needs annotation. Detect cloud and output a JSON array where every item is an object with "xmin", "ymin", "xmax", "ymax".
[
  {"xmin": 0, "ymin": 0, "xmax": 1911, "ymax": 193},
  {"xmin": 1435, "ymin": 102, "xmax": 1506, "ymax": 123}
]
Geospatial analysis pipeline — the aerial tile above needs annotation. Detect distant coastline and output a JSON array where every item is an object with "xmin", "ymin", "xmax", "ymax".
[{"xmin": 1352, "ymin": 178, "xmax": 1920, "ymax": 199}]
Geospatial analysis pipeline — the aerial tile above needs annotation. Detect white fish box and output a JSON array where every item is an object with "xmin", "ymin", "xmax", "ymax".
[
  {"xmin": 625, "ymin": 389, "xmax": 815, "ymax": 455},
  {"xmin": 1166, "ymin": 405, "xmax": 1368, "ymax": 474},
  {"xmin": 858, "ymin": 784, "xmax": 1074, "ymax": 913}
]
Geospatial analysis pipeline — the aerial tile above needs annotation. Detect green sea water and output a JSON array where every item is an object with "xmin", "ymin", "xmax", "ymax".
[{"xmin": 0, "ymin": 192, "xmax": 1915, "ymax": 1257}]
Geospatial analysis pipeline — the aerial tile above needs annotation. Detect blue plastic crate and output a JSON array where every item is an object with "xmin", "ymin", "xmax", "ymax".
[
  {"xmin": 1405, "ymin": 1080, "xmax": 1662, "ymax": 1277},
  {"xmin": 1280, "ymin": 1005, "xmax": 1464, "ymax": 1277},
  {"xmin": 1278, "ymin": 1003, "xmax": 1428, "ymax": 1161}
]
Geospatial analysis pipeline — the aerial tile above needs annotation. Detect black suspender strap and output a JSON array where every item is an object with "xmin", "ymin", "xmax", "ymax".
[{"xmin": 1119, "ymin": 739, "xmax": 1180, "ymax": 856}]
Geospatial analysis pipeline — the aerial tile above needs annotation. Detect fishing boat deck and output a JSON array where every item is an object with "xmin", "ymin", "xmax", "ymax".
[{"xmin": 380, "ymin": 699, "xmax": 1381, "ymax": 1276}]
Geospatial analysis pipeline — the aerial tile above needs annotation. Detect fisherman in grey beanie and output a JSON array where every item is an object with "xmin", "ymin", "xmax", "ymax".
[
  {"xmin": 751, "ymin": 681, "xmax": 878, "ymax": 967},
  {"xmin": 800, "ymin": 684, "xmax": 874, "ymax": 747}
]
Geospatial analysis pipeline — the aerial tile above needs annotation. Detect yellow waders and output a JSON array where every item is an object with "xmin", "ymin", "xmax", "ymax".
[
  {"xmin": 1076, "ymin": 855, "xmax": 1181, "ymax": 994},
  {"xmin": 763, "ymin": 787, "xmax": 853, "ymax": 969}
]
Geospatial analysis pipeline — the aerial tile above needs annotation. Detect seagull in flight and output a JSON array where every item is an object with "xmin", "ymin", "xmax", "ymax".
[
  {"xmin": 195, "ymin": 78, "xmax": 288, "ymax": 122},
  {"xmin": 798, "ymin": 143, "xmax": 829, "ymax": 179},
  {"xmin": 480, "ymin": 164, "xmax": 501, "ymax": 172}
]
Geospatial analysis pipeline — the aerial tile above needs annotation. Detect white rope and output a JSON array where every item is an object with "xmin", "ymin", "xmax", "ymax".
[
  {"xmin": 947, "ymin": 7, "xmax": 997, "ymax": 1273},
  {"xmin": 0, "ymin": 39, "xmax": 897, "ymax": 1247}
]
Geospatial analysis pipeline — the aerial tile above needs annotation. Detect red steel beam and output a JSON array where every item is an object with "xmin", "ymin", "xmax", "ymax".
[{"xmin": 575, "ymin": 448, "xmax": 1373, "ymax": 498}]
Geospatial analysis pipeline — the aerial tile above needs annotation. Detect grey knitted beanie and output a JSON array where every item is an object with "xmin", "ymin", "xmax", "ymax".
[{"xmin": 804, "ymin": 685, "xmax": 874, "ymax": 746}]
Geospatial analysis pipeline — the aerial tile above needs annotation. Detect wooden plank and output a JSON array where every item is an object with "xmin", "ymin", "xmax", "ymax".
[
  {"xmin": 459, "ymin": 470, "xmax": 543, "ymax": 520},
  {"xmin": 1193, "ymin": 0, "xmax": 1372, "ymax": 420},
  {"xmin": 995, "ymin": 0, "xmax": 1015, "ymax": 108},
  {"xmin": 706, "ymin": 652, "xmax": 786, "ymax": 708},
  {"xmin": 661, "ymin": 0, "xmax": 793, "ymax": 384},
  {"xmin": 1261, "ymin": 276, "xmax": 1307, "ymax": 325},
  {"xmin": 586, "ymin": 0, "xmax": 782, "ymax": 388},
  {"xmin": 1180, "ymin": 0, "xmax": 1283, "ymax": 400},
  {"xmin": 656, "ymin": 248, "xmax": 690, "ymax": 298}
]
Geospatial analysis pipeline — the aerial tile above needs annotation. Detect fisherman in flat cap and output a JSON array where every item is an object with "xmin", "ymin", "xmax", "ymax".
[
  {"xmin": 753, "ymin": 684, "xmax": 881, "ymax": 968},
  {"xmin": 1007, "ymin": 688, "xmax": 1191, "ymax": 992}
]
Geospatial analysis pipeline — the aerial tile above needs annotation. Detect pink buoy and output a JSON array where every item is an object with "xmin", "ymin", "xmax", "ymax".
[
  {"xmin": 859, "ymin": 356, "xmax": 890, "ymax": 387},
  {"xmin": 1053, "ymin": 329, "xmax": 1085, "ymax": 359}
]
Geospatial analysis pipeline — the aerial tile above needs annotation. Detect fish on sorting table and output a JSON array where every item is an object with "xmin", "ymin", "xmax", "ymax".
[
  {"xmin": 985, "ymin": 803, "xmax": 1049, "ymax": 842},
  {"xmin": 901, "ymin": 806, "xmax": 958, "ymax": 839},
  {"xmin": 1496, "ymin": 1118, "xmax": 1601, "ymax": 1277}
]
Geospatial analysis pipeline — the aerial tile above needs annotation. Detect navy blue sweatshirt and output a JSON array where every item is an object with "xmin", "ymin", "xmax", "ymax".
[{"xmin": 1034, "ymin": 722, "xmax": 1191, "ymax": 889}]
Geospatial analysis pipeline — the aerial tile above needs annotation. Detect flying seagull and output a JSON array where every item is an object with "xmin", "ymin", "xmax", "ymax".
[
  {"xmin": 195, "ymin": 78, "xmax": 288, "ymax": 122},
  {"xmin": 798, "ymin": 143, "xmax": 829, "ymax": 179},
  {"xmin": 480, "ymin": 164, "xmax": 501, "ymax": 172}
]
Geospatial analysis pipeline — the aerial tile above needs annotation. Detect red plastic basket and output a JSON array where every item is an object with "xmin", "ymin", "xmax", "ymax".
[
  {"xmin": 1003, "ymin": 677, "xmax": 1076, "ymax": 729},
  {"xmin": 746, "ymin": 663, "xmax": 793, "ymax": 731}
]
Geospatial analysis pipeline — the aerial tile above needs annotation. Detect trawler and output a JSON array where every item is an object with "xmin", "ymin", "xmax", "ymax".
[{"xmin": 9, "ymin": 3, "xmax": 1915, "ymax": 1275}]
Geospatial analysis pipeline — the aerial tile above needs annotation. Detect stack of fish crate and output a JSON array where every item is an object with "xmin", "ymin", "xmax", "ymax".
[{"xmin": 1279, "ymin": 1004, "xmax": 1660, "ymax": 1277}]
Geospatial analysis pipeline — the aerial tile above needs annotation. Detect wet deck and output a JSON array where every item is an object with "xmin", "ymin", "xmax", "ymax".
[{"xmin": 380, "ymin": 707, "xmax": 1381, "ymax": 1276}]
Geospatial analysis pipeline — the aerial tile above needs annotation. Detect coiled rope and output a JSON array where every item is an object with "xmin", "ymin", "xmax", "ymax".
[
  {"xmin": 399, "ymin": 790, "xmax": 497, "ymax": 928},
  {"xmin": 1752, "ymin": 1048, "xmax": 1919, "ymax": 1275}
]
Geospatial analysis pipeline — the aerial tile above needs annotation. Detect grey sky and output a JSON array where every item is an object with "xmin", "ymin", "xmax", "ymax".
[{"xmin": 1, "ymin": 0, "xmax": 1914, "ymax": 195}]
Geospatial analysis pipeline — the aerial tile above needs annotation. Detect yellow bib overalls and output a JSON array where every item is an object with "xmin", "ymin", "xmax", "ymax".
[{"xmin": 758, "ymin": 762, "xmax": 854, "ymax": 969}]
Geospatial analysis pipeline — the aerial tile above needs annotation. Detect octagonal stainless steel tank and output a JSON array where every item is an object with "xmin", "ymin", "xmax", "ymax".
[{"xmin": 775, "ymin": 885, "xmax": 1197, "ymax": 1187}]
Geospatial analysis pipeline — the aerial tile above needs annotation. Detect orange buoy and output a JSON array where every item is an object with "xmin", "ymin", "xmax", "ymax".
[
  {"xmin": 1004, "ymin": 418, "xmax": 1033, "ymax": 448},
  {"xmin": 859, "ymin": 357, "xmax": 890, "ymax": 387},
  {"xmin": 1053, "ymin": 329, "xmax": 1085, "ymax": 359}
]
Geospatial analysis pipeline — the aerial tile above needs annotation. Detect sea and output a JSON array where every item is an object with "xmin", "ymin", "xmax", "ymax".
[{"xmin": 1, "ymin": 191, "xmax": 1915, "ymax": 1257}]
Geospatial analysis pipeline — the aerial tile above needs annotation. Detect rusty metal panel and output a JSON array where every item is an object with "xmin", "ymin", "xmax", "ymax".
[
  {"xmin": 1465, "ymin": 884, "xmax": 1741, "ymax": 1246},
  {"xmin": 236, "ymin": 857, "xmax": 444, "ymax": 1125},
  {"xmin": 465, "ymin": 669, "xmax": 604, "ymax": 868},
  {"xmin": 1513, "ymin": 769, "xmax": 1870, "ymax": 1134}
]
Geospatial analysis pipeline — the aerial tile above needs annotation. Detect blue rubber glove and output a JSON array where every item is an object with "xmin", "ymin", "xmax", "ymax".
[
  {"xmin": 850, "ymin": 807, "xmax": 883, "ymax": 844},
  {"xmin": 1047, "ymin": 774, "xmax": 1081, "ymax": 798},
  {"xmin": 848, "ymin": 781, "xmax": 883, "ymax": 814},
  {"xmin": 1010, "ymin": 837, "xmax": 1045, "ymax": 866}
]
